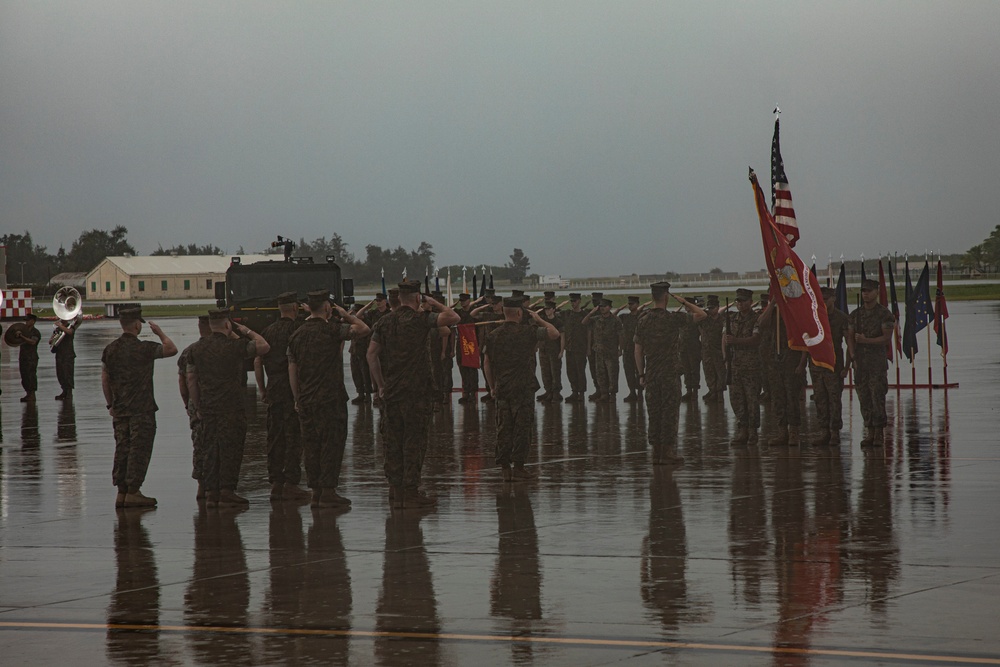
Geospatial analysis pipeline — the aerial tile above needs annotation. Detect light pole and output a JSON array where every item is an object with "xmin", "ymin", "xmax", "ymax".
[{"xmin": 19, "ymin": 262, "xmax": 27, "ymax": 285}]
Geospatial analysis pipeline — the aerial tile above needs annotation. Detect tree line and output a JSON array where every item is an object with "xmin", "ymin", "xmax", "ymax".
[
  {"xmin": 963, "ymin": 226, "xmax": 1000, "ymax": 274},
  {"xmin": 3, "ymin": 227, "xmax": 533, "ymax": 288}
]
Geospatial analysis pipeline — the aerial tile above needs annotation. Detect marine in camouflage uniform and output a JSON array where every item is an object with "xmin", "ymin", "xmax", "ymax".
[
  {"xmin": 288, "ymin": 291, "xmax": 368, "ymax": 508},
  {"xmin": 454, "ymin": 294, "xmax": 480, "ymax": 403},
  {"xmin": 561, "ymin": 293, "xmax": 589, "ymax": 402},
  {"xmin": 16, "ymin": 314, "xmax": 42, "ymax": 401},
  {"xmin": 485, "ymin": 297, "xmax": 560, "ymax": 480},
  {"xmin": 368, "ymin": 281, "xmax": 459, "ymax": 508},
  {"xmin": 584, "ymin": 297, "xmax": 623, "ymax": 402},
  {"xmin": 725, "ymin": 289, "xmax": 762, "ymax": 446},
  {"xmin": 618, "ymin": 296, "xmax": 642, "ymax": 402},
  {"xmin": 256, "ymin": 292, "xmax": 309, "ymax": 500},
  {"xmin": 635, "ymin": 282, "xmax": 706, "ymax": 465},
  {"xmin": 757, "ymin": 293, "xmax": 775, "ymax": 405},
  {"xmin": 178, "ymin": 315, "xmax": 211, "ymax": 495},
  {"xmin": 586, "ymin": 292, "xmax": 604, "ymax": 398},
  {"xmin": 102, "ymin": 308, "xmax": 177, "ymax": 508},
  {"xmin": 699, "ymin": 295, "xmax": 726, "ymax": 403},
  {"xmin": 849, "ymin": 279, "xmax": 895, "ymax": 447},
  {"xmin": 426, "ymin": 290, "xmax": 451, "ymax": 406},
  {"xmin": 471, "ymin": 292, "xmax": 504, "ymax": 403},
  {"xmin": 53, "ymin": 318, "xmax": 79, "ymax": 399},
  {"xmin": 758, "ymin": 302, "xmax": 806, "ymax": 446},
  {"xmin": 536, "ymin": 300, "xmax": 564, "ymax": 403},
  {"xmin": 187, "ymin": 309, "xmax": 268, "ymax": 507},
  {"xmin": 680, "ymin": 298, "xmax": 703, "ymax": 401},
  {"xmin": 812, "ymin": 287, "xmax": 853, "ymax": 446}
]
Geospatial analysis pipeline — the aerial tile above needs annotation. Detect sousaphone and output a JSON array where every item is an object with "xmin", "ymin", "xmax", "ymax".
[{"xmin": 49, "ymin": 287, "xmax": 84, "ymax": 350}]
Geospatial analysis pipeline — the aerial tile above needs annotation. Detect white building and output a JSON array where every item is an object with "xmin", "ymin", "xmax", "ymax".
[{"xmin": 85, "ymin": 255, "xmax": 271, "ymax": 300}]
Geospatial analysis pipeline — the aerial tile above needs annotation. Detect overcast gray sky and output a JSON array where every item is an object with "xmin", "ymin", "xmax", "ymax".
[{"xmin": 2, "ymin": 1, "xmax": 997, "ymax": 277}]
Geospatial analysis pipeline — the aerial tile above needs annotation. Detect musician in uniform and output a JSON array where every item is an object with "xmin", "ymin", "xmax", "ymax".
[
  {"xmin": 634, "ymin": 282, "xmax": 706, "ymax": 465},
  {"xmin": 102, "ymin": 308, "xmax": 178, "ymax": 508},
  {"xmin": 255, "ymin": 292, "xmax": 310, "ymax": 501},
  {"xmin": 724, "ymin": 289, "xmax": 762, "ymax": 446},
  {"xmin": 53, "ymin": 317, "xmax": 80, "ymax": 400},
  {"xmin": 16, "ymin": 314, "xmax": 42, "ymax": 403},
  {"xmin": 178, "ymin": 315, "xmax": 211, "ymax": 499},
  {"xmin": 484, "ymin": 297, "xmax": 560, "ymax": 480},
  {"xmin": 288, "ymin": 290, "xmax": 369, "ymax": 508},
  {"xmin": 367, "ymin": 281, "xmax": 459, "ymax": 508},
  {"xmin": 186, "ymin": 309, "xmax": 269, "ymax": 507}
]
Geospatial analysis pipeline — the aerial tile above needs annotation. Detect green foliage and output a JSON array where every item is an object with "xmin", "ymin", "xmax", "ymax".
[{"xmin": 151, "ymin": 243, "xmax": 224, "ymax": 256}]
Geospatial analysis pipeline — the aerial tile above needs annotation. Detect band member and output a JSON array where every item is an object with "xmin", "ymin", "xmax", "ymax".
[
  {"xmin": 16, "ymin": 314, "xmax": 42, "ymax": 402},
  {"xmin": 287, "ymin": 290, "xmax": 369, "ymax": 509},
  {"xmin": 255, "ymin": 292, "xmax": 310, "ymax": 501},
  {"xmin": 484, "ymin": 297, "xmax": 560, "ymax": 480},
  {"xmin": 102, "ymin": 308, "xmax": 177, "ymax": 508},
  {"xmin": 367, "ymin": 281, "xmax": 459, "ymax": 508},
  {"xmin": 53, "ymin": 317, "xmax": 80, "ymax": 400},
  {"xmin": 186, "ymin": 309, "xmax": 269, "ymax": 507},
  {"xmin": 178, "ymin": 315, "xmax": 211, "ymax": 498},
  {"xmin": 634, "ymin": 282, "xmax": 706, "ymax": 465}
]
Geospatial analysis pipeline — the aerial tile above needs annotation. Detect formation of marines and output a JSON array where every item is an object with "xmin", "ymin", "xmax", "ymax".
[{"xmin": 94, "ymin": 277, "xmax": 893, "ymax": 509}]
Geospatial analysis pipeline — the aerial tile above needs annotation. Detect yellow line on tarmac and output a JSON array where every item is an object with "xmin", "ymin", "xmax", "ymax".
[{"xmin": 2, "ymin": 621, "xmax": 999, "ymax": 665}]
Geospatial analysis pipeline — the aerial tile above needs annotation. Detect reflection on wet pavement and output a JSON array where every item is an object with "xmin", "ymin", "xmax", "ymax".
[{"xmin": 1, "ymin": 302, "xmax": 1000, "ymax": 665}]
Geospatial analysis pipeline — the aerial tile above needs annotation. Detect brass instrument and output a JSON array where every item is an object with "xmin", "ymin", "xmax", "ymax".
[{"xmin": 49, "ymin": 287, "xmax": 83, "ymax": 350}]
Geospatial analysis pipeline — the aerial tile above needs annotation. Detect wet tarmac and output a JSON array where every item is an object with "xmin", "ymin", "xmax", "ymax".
[{"xmin": 1, "ymin": 301, "xmax": 999, "ymax": 665}]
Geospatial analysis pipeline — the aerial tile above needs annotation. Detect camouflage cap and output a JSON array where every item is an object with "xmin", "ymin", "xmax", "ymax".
[
  {"xmin": 544, "ymin": 299, "xmax": 557, "ymax": 309},
  {"xmin": 821, "ymin": 286, "xmax": 837, "ymax": 299},
  {"xmin": 208, "ymin": 308, "xmax": 230, "ymax": 321},
  {"xmin": 502, "ymin": 296, "xmax": 523, "ymax": 308},
  {"xmin": 600, "ymin": 298, "xmax": 613, "ymax": 307},
  {"xmin": 861, "ymin": 278, "xmax": 879, "ymax": 291},
  {"xmin": 568, "ymin": 292, "xmax": 581, "ymax": 300},
  {"xmin": 735, "ymin": 288, "xmax": 754, "ymax": 301},
  {"xmin": 119, "ymin": 307, "xmax": 145, "ymax": 323},
  {"xmin": 197, "ymin": 314, "xmax": 210, "ymax": 324},
  {"xmin": 706, "ymin": 295, "xmax": 720, "ymax": 307},
  {"xmin": 489, "ymin": 295, "xmax": 503, "ymax": 304},
  {"xmin": 511, "ymin": 289, "xmax": 525, "ymax": 298},
  {"xmin": 387, "ymin": 288, "xmax": 400, "ymax": 298},
  {"xmin": 759, "ymin": 292, "xmax": 770, "ymax": 305},
  {"xmin": 306, "ymin": 289, "xmax": 330, "ymax": 308},
  {"xmin": 374, "ymin": 292, "xmax": 387, "ymax": 301},
  {"xmin": 276, "ymin": 291, "xmax": 298, "ymax": 305},
  {"xmin": 543, "ymin": 291, "xmax": 556, "ymax": 298},
  {"xmin": 430, "ymin": 290, "xmax": 444, "ymax": 300},
  {"xmin": 25, "ymin": 312, "xmax": 38, "ymax": 322},
  {"xmin": 458, "ymin": 292, "xmax": 471, "ymax": 300},
  {"xmin": 627, "ymin": 296, "xmax": 640, "ymax": 304},
  {"xmin": 591, "ymin": 291, "xmax": 604, "ymax": 299},
  {"xmin": 650, "ymin": 281, "xmax": 671, "ymax": 297},
  {"xmin": 397, "ymin": 280, "xmax": 422, "ymax": 294}
]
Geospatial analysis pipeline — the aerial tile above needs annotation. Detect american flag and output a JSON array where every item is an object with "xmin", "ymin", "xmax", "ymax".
[{"xmin": 771, "ymin": 118, "xmax": 799, "ymax": 247}]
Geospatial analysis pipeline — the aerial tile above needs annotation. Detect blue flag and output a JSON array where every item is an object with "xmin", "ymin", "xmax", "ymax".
[{"xmin": 902, "ymin": 261, "xmax": 934, "ymax": 362}]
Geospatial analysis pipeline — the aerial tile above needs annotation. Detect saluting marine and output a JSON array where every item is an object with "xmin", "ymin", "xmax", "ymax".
[
  {"xmin": 583, "ymin": 297, "xmax": 623, "ymax": 403},
  {"xmin": 725, "ymin": 289, "xmax": 762, "ymax": 446},
  {"xmin": 699, "ymin": 295, "xmax": 726, "ymax": 403}
]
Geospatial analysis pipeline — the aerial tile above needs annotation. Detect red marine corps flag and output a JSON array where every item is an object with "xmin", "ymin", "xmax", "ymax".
[
  {"xmin": 457, "ymin": 323, "xmax": 480, "ymax": 368},
  {"xmin": 771, "ymin": 117, "xmax": 799, "ymax": 247},
  {"xmin": 750, "ymin": 168, "xmax": 835, "ymax": 371}
]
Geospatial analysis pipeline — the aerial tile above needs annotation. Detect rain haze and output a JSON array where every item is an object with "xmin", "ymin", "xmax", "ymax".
[{"xmin": 1, "ymin": 1, "xmax": 997, "ymax": 277}]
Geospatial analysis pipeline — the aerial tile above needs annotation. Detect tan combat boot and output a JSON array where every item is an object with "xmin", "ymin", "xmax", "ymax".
[
  {"xmin": 769, "ymin": 425, "xmax": 789, "ymax": 447},
  {"xmin": 788, "ymin": 426, "xmax": 800, "ymax": 447},
  {"xmin": 813, "ymin": 429, "xmax": 831, "ymax": 447},
  {"xmin": 730, "ymin": 426, "xmax": 749, "ymax": 447},
  {"xmin": 860, "ymin": 426, "xmax": 874, "ymax": 447},
  {"xmin": 747, "ymin": 428, "xmax": 759, "ymax": 446},
  {"xmin": 218, "ymin": 489, "xmax": 250, "ymax": 507},
  {"xmin": 283, "ymin": 484, "xmax": 312, "ymax": 501},
  {"xmin": 317, "ymin": 488, "xmax": 351, "ymax": 508},
  {"xmin": 871, "ymin": 427, "xmax": 884, "ymax": 447},
  {"xmin": 124, "ymin": 489, "xmax": 157, "ymax": 508},
  {"xmin": 401, "ymin": 488, "xmax": 437, "ymax": 509}
]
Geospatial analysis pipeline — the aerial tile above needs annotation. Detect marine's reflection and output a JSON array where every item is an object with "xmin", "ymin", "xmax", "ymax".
[
  {"xmin": 56, "ymin": 397, "xmax": 77, "ymax": 443},
  {"xmin": 728, "ymin": 449, "xmax": 768, "ymax": 607},
  {"xmin": 19, "ymin": 401, "xmax": 41, "ymax": 486},
  {"xmin": 851, "ymin": 452, "xmax": 900, "ymax": 622},
  {"xmin": 183, "ymin": 508, "xmax": 251, "ymax": 665},
  {"xmin": 375, "ymin": 511, "xmax": 442, "ymax": 666},
  {"xmin": 491, "ymin": 484, "xmax": 543, "ymax": 664},
  {"xmin": 295, "ymin": 507, "xmax": 352, "ymax": 665},
  {"xmin": 641, "ymin": 468, "xmax": 699, "ymax": 633},
  {"xmin": 106, "ymin": 508, "xmax": 161, "ymax": 666},
  {"xmin": 260, "ymin": 503, "xmax": 306, "ymax": 664}
]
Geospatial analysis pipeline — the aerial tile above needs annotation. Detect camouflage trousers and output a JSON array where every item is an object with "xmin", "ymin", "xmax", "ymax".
[
  {"xmin": 593, "ymin": 350, "xmax": 620, "ymax": 396},
  {"xmin": 299, "ymin": 401, "xmax": 347, "ymax": 489},
  {"xmin": 266, "ymin": 400, "xmax": 303, "ymax": 486},
  {"xmin": 441, "ymin": 356, "xmax": 454, "ymax": 395},
  {"xmin": 565, "ymin": 349, "xmax": 588, "ymax": 394},
  {"xmin": 350, "ymin": 353, "xmax": 372, "ymax": 396},
  {"xmin": 19, "ymin": 356, "xmax": 38, "ymax": 392},
  {"xmin": 644, "ymin": 376, "xmax": 682, "ymax": 460},
  {"xmin": 811, "ymin": 367, "xmax": 844, "ymax": 431},
  {"xmin": 55, "ymin": 354, "xmax": 75, "ymax": 391},
  {"xmin": 682, "ymin": 350, "xmax": 701, "ymax": 392},
  {"xmin": 856, "ymin": 366, "xmax": 888, "ymax": 427},
  {"xmin": 201, "ymin": 410, "xmax": 248, "ymax": 492},
  {"xmin": 112, "ymin": 413, "xmax": 157, "ymax": 491},
  {"xmin": 381, "ymin": 399, "xmax": 430, "ymax": 489},
  {"xmin": 702, "ymin": 351, "xmax": 726, "ymax": 395},
  {"xmin": 539, "ymin": 351, "xmax": 562, "ymax": 395},
  {"xmin": 495, "ymin": 391, "xmax": 535, "ymax": 467},
  {"xmin": 729, "ymin": 370, "xmax": 761, "ymax": 428},
  {"xmin": 770, "ymin": 363, "xmax": 805, "ymax": 428},
  {"xmin": 187, "ymin": 402, "xmax": 204, "ymax": 481},
  {"xmin": 622, "ymin": 344, "xmax": 638, "ymax": 394}
]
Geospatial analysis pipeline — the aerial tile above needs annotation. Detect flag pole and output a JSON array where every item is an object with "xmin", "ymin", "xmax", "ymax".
[{"xmin": 926, "ymin": 322, "xmax": 932, "ymax": 387}]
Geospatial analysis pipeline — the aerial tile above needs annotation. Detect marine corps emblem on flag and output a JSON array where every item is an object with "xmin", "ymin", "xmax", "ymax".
[{"xmin": 457, "ymin": 323, "xmax": 480, "ymax": 369}]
